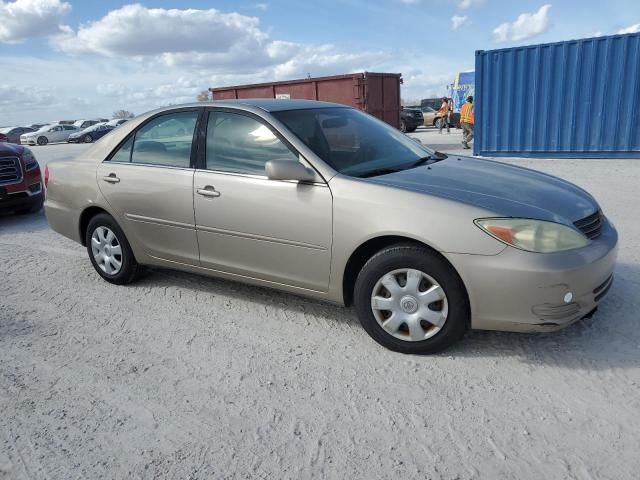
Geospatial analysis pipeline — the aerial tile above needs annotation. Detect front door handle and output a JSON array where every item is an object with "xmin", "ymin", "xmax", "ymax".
[
  {"xmin": 197, "ymin": 186, "xmax": 221, "ymax": 198},
  {"xmin": 103, "ymin": 173, "xmax": 120, "ymax": 184}
]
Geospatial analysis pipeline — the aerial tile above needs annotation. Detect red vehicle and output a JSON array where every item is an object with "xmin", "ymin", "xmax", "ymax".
[{"xmin": 0, "ymin": 143, "xmax": 44, "ymax": 214}]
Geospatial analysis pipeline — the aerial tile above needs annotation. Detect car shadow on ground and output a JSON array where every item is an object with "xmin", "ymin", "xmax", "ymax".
[
  {"xmin": 0, "ymin": 208, "xmax": 49, "ymax": 233},
  {"xmin": 129, "ymin": 261, "xmax": 639, "ymax": 369}
]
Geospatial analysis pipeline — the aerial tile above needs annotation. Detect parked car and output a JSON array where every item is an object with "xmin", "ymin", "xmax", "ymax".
[
  {"xmin": 44, "ymin": 100, "xmax": 617, "ymax": 354},
  {"xmin": 417, "ymin": 106, "xmax": 461, "ymax": 129},
  {"xmin": 400, "ymin": 107, "xmax": 423, "ymax": 133},
  {"xmin": 0, "ymin": 127, "xmax": 36, "ymax": 144},
  {"xmin": 73, "ymin": 119, "xmax": 102, "ymax": 130},
  {"xmin": 0, "ymin": 142, "xmax": 43, "ymax": 214},
  {"xmin": 106, "ymin": 119, "xmax": 129, "ymax": 128},
  {"xmin": 20, "ymin": 124, "xmax": 81, "ymax": 145},
  {"xmin": 68, "ymin": 123, "xmax": 115, "ymax": 143},
  {"xmin": 25, "ymin": 123, "xmax": 47, "ymax": 130}
]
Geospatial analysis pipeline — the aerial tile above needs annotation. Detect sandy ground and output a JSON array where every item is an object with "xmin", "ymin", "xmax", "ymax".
[{"xmin": 1, "ymin": 140, "xmax": 639, "ymax": 479}]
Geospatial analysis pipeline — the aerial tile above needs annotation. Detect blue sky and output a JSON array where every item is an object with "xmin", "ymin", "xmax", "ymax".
[{"xmin": 1, "ymin": 0, "xmax": 639, "ymax": 124}]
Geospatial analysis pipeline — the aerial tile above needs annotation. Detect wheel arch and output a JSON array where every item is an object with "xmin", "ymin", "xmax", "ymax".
[
  {"xmin": 341, "ymin": 235, "xmax": 469, "ymax": 308},
  {"xmin": 79, "ymin": 206, "xmax": 110, "ymax": 246}
]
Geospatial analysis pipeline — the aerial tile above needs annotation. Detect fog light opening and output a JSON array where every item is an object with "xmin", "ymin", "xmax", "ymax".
[{"xmin": 564, "ymin": 292, "xmax": 573, "ymax": 303}]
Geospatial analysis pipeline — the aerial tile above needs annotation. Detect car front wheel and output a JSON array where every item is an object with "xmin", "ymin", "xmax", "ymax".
[
  {"xmin": 85, "ymin": 213, "xmax": 139, "ymax": 285},
  {"xmin": 83, "ymin": 134, "xmax": 93, "ymax": 143},
  {"xmin": 354, "ymin": 244, "xmax": 469, "ymax": 354},
  {"xmin": 37, "ymin": 136, "xmax": 48, "ymax": 146}
]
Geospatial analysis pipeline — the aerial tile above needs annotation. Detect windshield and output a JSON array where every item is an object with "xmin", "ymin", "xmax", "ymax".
[{"xmin": 272, "ymin": 107, "xmax": 437, "ymax": 177}]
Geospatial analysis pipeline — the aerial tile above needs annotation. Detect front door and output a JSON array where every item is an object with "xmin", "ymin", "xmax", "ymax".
[
  {"xmin": 193, "ymin": 110, "xmax": 332, "ymax": 292},
  {"xmin": 97, "ymin": 109, "xmax": 200, "ymax": 265}
]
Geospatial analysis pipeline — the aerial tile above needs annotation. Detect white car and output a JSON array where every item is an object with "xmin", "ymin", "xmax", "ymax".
[{"xmin": 20, "ymin": 124, "xmax": 81, "ymax": 146}]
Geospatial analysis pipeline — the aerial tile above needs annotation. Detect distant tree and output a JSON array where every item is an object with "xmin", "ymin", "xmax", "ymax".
[
  {"xmin": 112, "ymin": 110, "xmax": 135, "ymax": 119},
  {"xmin": 197, "ymin": 90, "xmax": 211, "ymax": 102}
]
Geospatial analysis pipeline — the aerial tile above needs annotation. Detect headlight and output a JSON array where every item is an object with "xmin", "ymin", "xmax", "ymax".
[
  {"xmin": 22, "ymin": 148, "xmax": 39, "ymax": 171},
  {"xmin": 475, "ymin": 218, "xmax": 590, "ymax": 253}
]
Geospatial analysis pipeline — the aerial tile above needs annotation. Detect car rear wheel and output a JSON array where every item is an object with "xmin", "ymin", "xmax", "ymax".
[
  {"xmin": 37, "ymin": 136, "xmax": 48, "ymax": 146},
  {"xmin": 85, "ymin": 213, "xmax": 139, "ymax": 285},
  {"xmin": 83, "ymin": 134, "xmax": 93, "ymax": 143},
  {"xmin": 435, "ymin": 118, "xmax": 443, "ymax": 129},
  {"xmin": 354, "ymin": 244, "xmax": 469, "ymax": 354}
]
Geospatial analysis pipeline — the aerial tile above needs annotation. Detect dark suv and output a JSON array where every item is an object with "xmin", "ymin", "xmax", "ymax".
[
  {"xmin": 400, "ymin": 107, "xmax": 424, "ymax": 133},
  {"xmin": 0, "ymin": 143, "xmax": 44, "ymax": 214}
]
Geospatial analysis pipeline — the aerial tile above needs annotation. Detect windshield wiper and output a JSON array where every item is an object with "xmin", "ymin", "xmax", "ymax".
[{"xmin": 408, "ymin": 151, "xmax": 448, "ymax": 168}]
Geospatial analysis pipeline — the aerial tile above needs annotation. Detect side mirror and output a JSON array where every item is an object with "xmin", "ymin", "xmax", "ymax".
[{"xmin": 266, "ymin": 159, "xmax": 316, "ymax": 182}]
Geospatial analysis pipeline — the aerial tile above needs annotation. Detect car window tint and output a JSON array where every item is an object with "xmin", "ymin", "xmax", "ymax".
[
  {"xmin": 205, "ymin": 111, "xmax": 298, "ymax": 175},
  {"xmin": 110, "ymin": 137, "xmax": 133, "ymax": 163},
  {"xmin": 64, "ymin": 125, "xmax": 75, "ymax": 130},
  {"xmin": 130, "ymin": 111, "xmax": 197, "ymax": 168}
]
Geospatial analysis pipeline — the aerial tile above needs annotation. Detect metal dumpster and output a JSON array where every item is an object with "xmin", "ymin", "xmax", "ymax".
[{"xmin": 210, "ymin": 72, "xmax": 402, "ymax": 129}]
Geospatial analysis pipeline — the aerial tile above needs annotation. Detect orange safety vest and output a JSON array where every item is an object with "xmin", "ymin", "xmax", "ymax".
[{"xmin": 460, "ymin": 102, "xmax": 474, "ymax": 124}]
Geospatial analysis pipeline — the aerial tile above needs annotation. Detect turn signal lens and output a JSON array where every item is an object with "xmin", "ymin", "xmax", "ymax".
[
  {"xmin": 475, "ymin": 218, "xmax": 591, "ymax": 253},
  {"xmin": 44, "ymin": 165, "xmax": 49, "ymax": 189}
]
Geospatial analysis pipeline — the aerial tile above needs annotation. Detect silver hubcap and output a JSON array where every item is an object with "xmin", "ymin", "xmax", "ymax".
[
  {"xmin": 371, "ymin": 268, "xmax": 448, "ymax": 342},
  {"xmin": 91, "ymin": 226, "xmax": 123, "ymax": 275}
]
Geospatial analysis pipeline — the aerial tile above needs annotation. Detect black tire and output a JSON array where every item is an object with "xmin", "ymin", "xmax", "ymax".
[
  {"xmin": 83, "ymin": 134, "xmax": 93, "ymax": 143},
  {"xmin": 37, "ymin": 136, "xmax": 48, "ymax": 146},
  {"xmin": 354, "ymin": 244, "xmax": 470, "ymax": 354},
  {"xmin": 435, "ymin": 118, "xmax": 443, "ymax": 130},
  {"xmin": 85, "ymin": 213, "xmax": 139, "ymax": 285},
  {"xmin": 407, "ymin": 126, "xmax": 417, "ymax": 133},
  {"xmin": 400, "ymin": 119, "xmax": 407, "ymax": 133}
]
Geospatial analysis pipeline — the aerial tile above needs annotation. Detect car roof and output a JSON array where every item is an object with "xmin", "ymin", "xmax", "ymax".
[{"xmin": 149, "ymin": 99, "xmax": 350, "ymax": 115}]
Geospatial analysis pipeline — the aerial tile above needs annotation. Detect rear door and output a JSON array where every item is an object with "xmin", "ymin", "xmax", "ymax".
[
  {"xmin": 193, "ymin": 109, "xmax": 332, "ymax": 291},
  {"xmin": 97, "ymin": 109, "xmax": 201, "ymax": 265}
]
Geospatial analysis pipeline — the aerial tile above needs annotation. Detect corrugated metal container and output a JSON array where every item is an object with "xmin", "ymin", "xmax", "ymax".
[
  {"xmin": 475, "ymin": 33, "xmax": 640, "ymax": 158},
  {"xmin": 210, "ymin": 72, "xmax": 402, "ymax": 128}
]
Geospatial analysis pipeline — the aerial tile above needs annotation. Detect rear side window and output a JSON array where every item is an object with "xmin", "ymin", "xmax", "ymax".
[
  {"xmin": 205, "ymin": 111, "xmax": 298, "ymax": 175},
  {"xmin": 109, "ymin": 111, "xmax": 198, "ymax": 167},
  {"xmin": 63, "ymin": 125, "xmax": 76, "ymax": 130}
]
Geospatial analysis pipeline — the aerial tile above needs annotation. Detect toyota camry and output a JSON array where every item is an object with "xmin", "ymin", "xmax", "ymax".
[{"xmin": 44, "ymin": 100, "xmax": 617, "ymax": 353}]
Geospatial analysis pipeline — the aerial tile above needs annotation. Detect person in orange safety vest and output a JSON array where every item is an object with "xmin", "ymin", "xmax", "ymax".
[{"xmin": 460, "ymin": 96, "xmax": 474, "ymax": 149}]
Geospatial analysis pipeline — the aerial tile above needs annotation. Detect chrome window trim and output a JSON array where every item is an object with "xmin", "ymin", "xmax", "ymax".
[
  {"xmin": 194, "ymin": 168, "xmax": 327, "ymax": 187},
  {"xmin": 106, "ymin": 161, "xmax": 195, "ymax": 172}
]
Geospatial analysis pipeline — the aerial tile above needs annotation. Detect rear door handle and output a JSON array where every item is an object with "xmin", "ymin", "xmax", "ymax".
[
  {"xmin": 103, "ymin": 174, "xmax": 120, "ymax": 184},
  {"xmin": 197, "ymin": 186, "xmax": 221, "ymax": 198}
]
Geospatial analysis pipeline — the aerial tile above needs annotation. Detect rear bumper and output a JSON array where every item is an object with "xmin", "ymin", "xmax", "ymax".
[{"xmin": 448, "ymin": 218, "xmax": 618, "ymax": 332}]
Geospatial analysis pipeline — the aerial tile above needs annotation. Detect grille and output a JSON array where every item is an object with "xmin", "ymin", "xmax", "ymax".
[
  {"xmin": 574, "ymin": 210, "xmax": 603, "ymax": 240},
  {"xmin": 0, "ymin": 156, "xmax": 23, "ymax": 186},
  {"xmin": 593, "ymin": 275, "xmax": 613, "ymax": 303}
]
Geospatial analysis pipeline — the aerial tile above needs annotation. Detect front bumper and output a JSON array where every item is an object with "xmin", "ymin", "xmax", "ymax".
[
  {"xmin": 0, "ymin": 187, "xmax": 43, "ymax": 212},
  {"xmin": 20, "ymin": 138, "xmax": 36, "ymax": 145},
  {"xmin": 67, "ymin": 137, "xmax": 81, "ymax": 143},
  {"xmin": 448, "ymin": 217, "xmax": 618, "ymax": 332}
]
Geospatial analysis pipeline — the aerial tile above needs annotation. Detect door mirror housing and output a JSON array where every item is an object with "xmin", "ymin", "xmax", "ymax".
[{"xmin": 265, "ymin": 160, "xmax": 316, "ymax": 182}]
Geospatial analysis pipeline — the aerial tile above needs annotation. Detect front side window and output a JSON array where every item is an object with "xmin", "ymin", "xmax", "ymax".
[
  {"xmin": 116, "ymin": 111, "xmax": 198, "ymax": 167},
  {"xmin": 205, "ymin": 111, "xmax": 298, "ymax": 175},
  {"xmin": 272, "ymin": 107, "xmax": 437, "ymax": 178}
]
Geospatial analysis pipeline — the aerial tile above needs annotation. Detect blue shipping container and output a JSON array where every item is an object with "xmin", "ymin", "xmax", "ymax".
[{"xmin": 474, "ymin": 32, "xmax": 640, "ymax": 158}]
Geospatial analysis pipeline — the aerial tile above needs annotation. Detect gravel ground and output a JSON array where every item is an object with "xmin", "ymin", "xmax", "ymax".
[{"xmin": 1, "ymin": 142, "xmax": 639, "ymax": 479}]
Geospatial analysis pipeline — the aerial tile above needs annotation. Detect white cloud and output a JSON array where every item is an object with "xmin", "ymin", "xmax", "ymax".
[
  {"xmin": 618, "ymin": 24, "xmax": 640, "ymax": 34},
  {"xmin": 458, "ymin": 0, "xmax": 483, "ymax": 9},
  {"xmin": 53, "ymin": 5, "xmax": 267, "ymax": 58},
  {"xmin": 0, "ymin": 0, "xmax": 71, "ymax": 43},
  {"xmin": 400, "ymin": 0, "xmax": 421, "ymax": 4},
  {"xmin": 451, "ymin": 15, "xmax": 469, "ymax": 30},
  {"xmin": 493, "ymin": 4, "xmax": 552, "ymax": 43},
  {"xmin": 254, "ymin": 3, "xmax": 268, "ymax": 11}
]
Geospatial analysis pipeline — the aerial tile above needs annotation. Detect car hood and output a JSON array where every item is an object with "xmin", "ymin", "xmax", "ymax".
[{"xmin": 367, "ymin": 156, "xmax": 599, "ymax": 223}]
